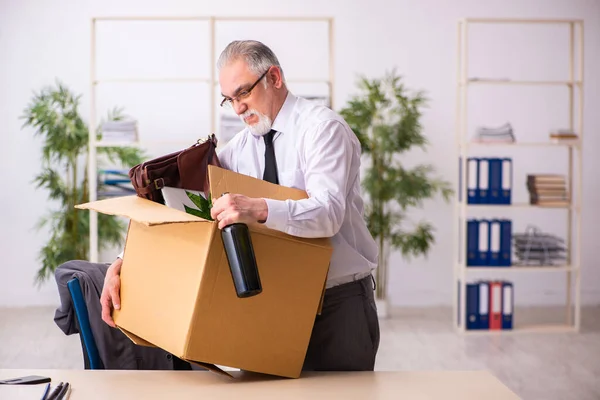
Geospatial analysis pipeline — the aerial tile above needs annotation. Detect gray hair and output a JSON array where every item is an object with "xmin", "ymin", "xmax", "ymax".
[{"xmin": 217, "ymin": 40, "xmax": 286, "ymax": 83}]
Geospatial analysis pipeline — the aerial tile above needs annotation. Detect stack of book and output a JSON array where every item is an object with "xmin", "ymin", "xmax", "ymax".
[
  {"xmin": 549, "ymin": 129, "xmax": 579, "ymax": 144},
  {"xmin": 526, "ymin": 174, "xmax": 569, "ymax": 206}
]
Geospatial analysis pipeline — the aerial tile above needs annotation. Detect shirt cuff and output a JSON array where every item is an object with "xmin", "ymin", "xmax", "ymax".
[{"xmin": 263, "ymin": 198, "xmax": 289, "ymax": 232}]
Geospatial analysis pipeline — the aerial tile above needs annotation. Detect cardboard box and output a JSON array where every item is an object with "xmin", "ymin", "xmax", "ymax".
[{"xmin": 76, "ymin": 166, "xmax": 332, "ymax": 378}]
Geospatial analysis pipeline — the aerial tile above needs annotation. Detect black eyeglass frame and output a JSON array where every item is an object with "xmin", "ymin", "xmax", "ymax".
[{"xmin": 220, "ymin": 68, "xmax": 271, "ymax": 108}]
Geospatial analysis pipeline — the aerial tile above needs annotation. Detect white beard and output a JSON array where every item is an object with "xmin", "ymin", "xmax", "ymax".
[{"xmin": 239, "ymin": 109, "xmax": 273, "ymax": 136}]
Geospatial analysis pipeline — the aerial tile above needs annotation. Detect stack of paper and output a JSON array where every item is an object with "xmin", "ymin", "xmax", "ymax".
[
  {"xmin": 472, "ymin": 123, "xmax": 516, "ymax": 143},
  {"xmin": 101, "ymin": 119, "xmax": 138, "ymax": 142},
  {"xmin": 512, "ymin": 226, "xmax": 567, "ymax": 266},
  {"xmin": 98, "ymin": 169, "xmax": 136, "ymax": 198}
]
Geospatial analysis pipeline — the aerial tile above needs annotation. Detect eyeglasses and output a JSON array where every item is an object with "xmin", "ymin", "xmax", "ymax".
[{"xmin": 220, "ymin": 68, "xmax": 270, "ymax": 108}]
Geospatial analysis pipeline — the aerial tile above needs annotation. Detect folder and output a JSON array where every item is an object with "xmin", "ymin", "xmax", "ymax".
[
  {"xmin": 458, "ymin": 157, "xmax": 463, "ymax": 203},
  {"xmin": 477, "ymin": 219, "xmax": 489, "ymax": 266},
  {"xmin": 489, "ymin": 281, "xmax": 503, "ymax": 330},
  {"xmin": 478, "ymin": 281, "xmax": 490, "ymax": 329},
  {"xmin": 488, "ymin": 220, "xmax": 501, "ymax": 266},
  {"xmin": 478, "ymin": 158, "xmax": 489, "ymax": 203},
  {"xmin": 457, "ymin": 281, "xmax": 460, "ymax": 326},
  {"xmin": 502, "ymin": 281, "xmax": 514, "ymax": 330},
  {"xmin": 466, "ymin": 219, "xmax": 479, "ymax": 266},
  {"xmin": 500, "ymin": 158, "xmax": 512, "ymax": 204},
  {"xmin": 488, "ymin": 158, "xmax": 502, "ymax": 204},
  {"xmin": 467, "ymin": 157, "xmax": 479, "ymax": 204},
  {"xmin": 500, "ymin": 219, "xmax": 512, "ymax": 267},
  {"xmin": 466, "ymin": 283, "xmax": 480, "ymax": 330}
]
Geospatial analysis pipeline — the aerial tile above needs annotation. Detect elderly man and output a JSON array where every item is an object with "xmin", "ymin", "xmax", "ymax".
[{"xmin": 101, "ymin": 40, "xmax": 380, "ymax": 371}]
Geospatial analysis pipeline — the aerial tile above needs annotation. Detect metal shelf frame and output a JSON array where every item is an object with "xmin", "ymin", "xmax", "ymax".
[{"xmin": 454, "ymin": 18, "xmax": 584, "ymax": 334}]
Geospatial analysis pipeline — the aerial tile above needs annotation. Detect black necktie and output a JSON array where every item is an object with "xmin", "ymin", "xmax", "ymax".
[{"xmin": 263, "ymin": 129, "xmax": 279, "ymax": 184}]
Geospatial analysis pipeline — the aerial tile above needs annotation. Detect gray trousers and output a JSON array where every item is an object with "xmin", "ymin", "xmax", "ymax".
[{"xmin": 302, "ymin": 275, "xmax": 380, "ymax": 371}]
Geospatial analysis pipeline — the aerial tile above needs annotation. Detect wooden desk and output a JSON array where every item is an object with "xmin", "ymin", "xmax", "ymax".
[{"xmin": 0, "ymin": 369, "xmax": 520, "ymax": 399}]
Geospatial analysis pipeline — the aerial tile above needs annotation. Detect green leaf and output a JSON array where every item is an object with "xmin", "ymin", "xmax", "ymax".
[
  {"xmin": 338, "ymin": 69, "xmax": 454, "ymax": 266},
  {"xmin": 187, "ymin": 191, "xmax": 205, "ymax": 209},
  {"xmin": 184, "ymin": 191, "xmax": 213, "ymax": 221},
  {"xmin": 23, "ymin": 79, "xmax": 146, "ymax": 285},
  {"xmin": 184, "ymin": 204, "xmax": 208, "ymax": 219}
]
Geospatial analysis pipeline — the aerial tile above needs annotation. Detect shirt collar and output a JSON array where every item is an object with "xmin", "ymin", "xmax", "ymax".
[{"xmin": 270, "ymin": 91, "xmax": 296, "ymax": 135}]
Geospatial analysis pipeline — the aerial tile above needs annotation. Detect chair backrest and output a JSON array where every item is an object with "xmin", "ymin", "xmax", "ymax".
[{"xmin": 67, "ymin": 277, "xmax": 104, "ymax": 369}]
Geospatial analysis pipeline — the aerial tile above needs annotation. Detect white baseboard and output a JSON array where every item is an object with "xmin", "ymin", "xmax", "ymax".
[{"xmin": 376, "ymin": 298, "xmax": 390, "ymax": 319}]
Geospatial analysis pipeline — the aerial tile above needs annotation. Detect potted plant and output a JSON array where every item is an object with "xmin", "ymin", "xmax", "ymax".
[
  {"xmin": 339, "ymin": 70, "xmax": 453, "ymax": 317},
  {"xmin": 21, "ymin": 80, "xmax": 146, "ymax": 285}
]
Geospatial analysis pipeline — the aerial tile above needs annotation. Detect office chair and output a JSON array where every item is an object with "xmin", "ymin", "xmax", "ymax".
[
  {"xmin": 66, "ymin": 277, "xmax": 191, "ymax": 371},
  {"xmin": 67, "ymin": 277, "xmax": 104, "ymax": 369}
]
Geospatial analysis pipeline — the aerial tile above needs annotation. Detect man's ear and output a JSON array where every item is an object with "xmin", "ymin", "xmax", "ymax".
[{"xmin": 269, "ymin": 66, "xmax": 284, "ymax": 89}]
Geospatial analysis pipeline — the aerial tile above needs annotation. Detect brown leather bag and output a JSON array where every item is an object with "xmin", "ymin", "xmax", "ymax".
[{"xmin": 128, "ymin": 134, "xmax": 221, "ymax": 204}]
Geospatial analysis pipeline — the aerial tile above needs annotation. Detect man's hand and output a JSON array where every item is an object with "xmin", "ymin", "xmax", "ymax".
[
  {"xmin": 210, "ymin": 193, "xmax": 268, "ymax": 229},
  {"xmin": 100, "ymin": 258, "xmax": 123, "ymax": 328}
]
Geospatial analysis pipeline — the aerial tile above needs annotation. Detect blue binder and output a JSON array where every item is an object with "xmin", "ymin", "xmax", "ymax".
[
  {"xmin": 488, "ymin": 158, "xmax": 502, "ymax": 204},
  {"xmin": 500, "ymin": 158, "xmax": 512, "ymax": 204},
  {"xmin": 488, "ymin": 219, "xmax": 501, "ymax": 266},
  {"xmin": 466, "ymin": 283, "xmax": 480, "ymax": 330},
  {"xmin": 478, "ymin": 158, "xmax": 489, "ymax": 203},
  {"xmin": 500, "ymin": 219, "xmax": 512, "ymax": 267},
  {"xmin": 458, "ymin": 157, "xmax": 462, "ymax": 203},
  {"xmin": 502, "ymin": 281, "xmax": 514, "ymax": 330},
  {"xmin": 477, "ymin": 219, "xmax": 489, "ymax": 266},
  {"xmin": 467, "ymin": 157, "xmax": 479, "ymax": 204},
  {"xmin": 466, "ymin": 219, "xmax": 479, "ymax": 266},
  {"xmin": 478, "ymin": 281, "xmax": 490, "ymax": 329}
]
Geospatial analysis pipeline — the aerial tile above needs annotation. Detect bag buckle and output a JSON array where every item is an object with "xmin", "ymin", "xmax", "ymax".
[
  {"xmin": 154, "ymin": 178, "xmax": 165, "ymax": 190},
  {"xmin": 196, "ymin": 134, "xmax": 217, "ymax": 146}
]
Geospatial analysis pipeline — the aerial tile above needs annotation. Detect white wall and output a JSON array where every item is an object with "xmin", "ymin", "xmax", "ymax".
[{"xmin": 1, "ymin": 0, "xmax": 599, "ymax": 308}]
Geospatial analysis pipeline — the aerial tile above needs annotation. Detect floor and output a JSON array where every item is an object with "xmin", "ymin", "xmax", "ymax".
[{"xmin": 1, "ymin": 306, "xmax": 599, "ymax": 400}]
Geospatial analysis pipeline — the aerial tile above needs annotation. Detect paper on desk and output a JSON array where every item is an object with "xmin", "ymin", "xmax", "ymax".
[{"xmin": 0, "ymin": 384, "xmax": 48, "ymax": 399}]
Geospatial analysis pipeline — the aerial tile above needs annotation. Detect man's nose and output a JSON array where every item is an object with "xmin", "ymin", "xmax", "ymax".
[{"xmin": 234, "ymin": 100, "xmax": 247, "ymax": 115}]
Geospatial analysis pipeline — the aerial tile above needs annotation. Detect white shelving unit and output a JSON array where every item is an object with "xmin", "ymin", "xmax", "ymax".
[
  {"xmin": 88, "ymin": 15, "xmax": 334, "ymax": 262},
  {"xmin": 454, "ymin": 18, "xmax": 584, "ymax": 334}
]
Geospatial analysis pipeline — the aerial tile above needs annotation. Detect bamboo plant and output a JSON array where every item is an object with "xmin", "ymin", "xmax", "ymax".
[
  {"xmin": 22, "ymin": 80, "xmax": 146, "ymax": 285},
  {"xmin": 339, "ymin": 70, "xmax": 453, "ymax": 300}
]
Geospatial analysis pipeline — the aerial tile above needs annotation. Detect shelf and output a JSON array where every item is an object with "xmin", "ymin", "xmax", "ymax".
[
  {"xmin": 94, "ymin": 140, "xmax": 196, "ymax": 148},
  {"xmin": 94, "ymin": 78, "xmax": 211, "ymax": 84},
  {"xmin": 454, "ymin": 18, "xmax": 584, "ymax": 335},
  {"xmin": 212, "ymin": 78, "xmax": 331, "ymax": 85},
  {"xmin": 463, "ymin": 324, "xmax": 577, "ymax": 335},
  {"xmin": 463, "ymin": 265, "xmax": 574, "ymax": 272},
  {"xmin": 458, "ymin": 203, "xmax": 573, "ymax": 210},
  {"xmin": 462, "ymin": 18, "xmax": 583, "ymax": 25},
  {"xmin": 462, "ymin": 141, "xmax": 580, "ymax": 148},
  {"xmin": 94, "ymin": 16, "xmax": 333, "ymax": 22},
  {"xmin": 461, "ymin": 79, "xmax": 582, "ymax": 86}
]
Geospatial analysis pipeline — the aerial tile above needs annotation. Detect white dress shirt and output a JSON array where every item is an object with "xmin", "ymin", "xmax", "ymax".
[{"xmin": 217, "ymin": 92, "xmax": 378, "ymax": 288}]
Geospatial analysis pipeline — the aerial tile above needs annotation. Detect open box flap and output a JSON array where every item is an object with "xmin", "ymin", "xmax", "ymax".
[
  {"xmin": 118, "ymin": 326, "xmax": 156, "ymax": 347},
  {"xmin": 207, "ymin": 165, "xmax": 332, "ymax": 250},
  {"xmin": 75, "ymin": 195, "xmax": 209, "ymax": 226},
  {"xmin": 184, "ymin": 360, "xmax": 234, "ymax": 379},
  {"xmin": 208, "ymin": 165, "xmax": 308, "ymax": 203},
  {"xmin": 119, "ymin": 327, "xmax": 233, "ymax": 378}
]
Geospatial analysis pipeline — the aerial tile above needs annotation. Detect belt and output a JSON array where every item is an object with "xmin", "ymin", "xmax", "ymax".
[{"xmin": 326, "ymin": 271, "xmax": 373, "ymax": 289}]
